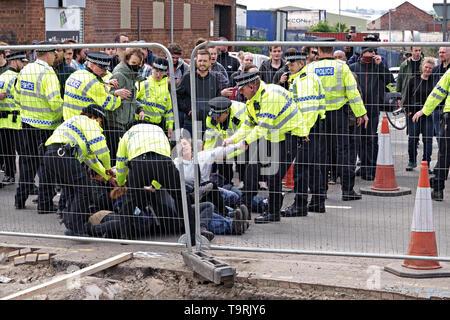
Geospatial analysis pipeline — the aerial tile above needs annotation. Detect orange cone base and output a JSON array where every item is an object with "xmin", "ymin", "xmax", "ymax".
[
  {"xmin": 402, "ymin": 232, "xmax": 442, "ymax": 270},
  {"xmin": 283, "ymin": 164, "xmax": 295, "ymax": 189},
  {"xmin": 371, "ymin": 165, "xmax": 399, "ymax": 191}
]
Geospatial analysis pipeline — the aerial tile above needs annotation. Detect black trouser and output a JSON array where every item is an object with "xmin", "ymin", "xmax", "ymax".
[
  {"xmin": 240, "ymin": 135, "xmax": 297, "ymax": 215},
  {"xmin": 15, "ymin": 124, "xmax": 53, "ymax": 207},
  {"xmin": 39, "ymin": 145, "xmax": 92, "ymax": 233},
  {"xmin": 104, "ymin": 125, "xmax": 125, "ymax": 166},
  {"xmin": 433, "ymin": 113, "xmax": 450, "ymax": 191},
  {"xmin": 357, "ymin": 110, "xmax": 379, "ymax": 179},
  {"xmin": 0, "ymin": 128, "xmax": 18, "ymax": 177},
  {"xmin": 325, "ymin": 106, "xmax": 356, "ymax": 193},
  {"xmin": 294, "ymin": 119, "xmax": 327, "ymax": 209},
  {"xmin": 119, "ymin": 152, "xmax": 196, "ymax": 245}
]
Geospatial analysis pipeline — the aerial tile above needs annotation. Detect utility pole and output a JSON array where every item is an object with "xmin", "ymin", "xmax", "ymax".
[{"xmin": 444, "ymin": 0, "xmax": 448, "ymax": 42}]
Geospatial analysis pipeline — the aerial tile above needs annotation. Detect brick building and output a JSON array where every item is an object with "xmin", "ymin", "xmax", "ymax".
[
  {"xmin": 0, "ymin": 0, "xmax": 236, "ymax": 58},
  {"xmin": 367, "ymin": 1, "xmax": 441, "ymax": 32}
]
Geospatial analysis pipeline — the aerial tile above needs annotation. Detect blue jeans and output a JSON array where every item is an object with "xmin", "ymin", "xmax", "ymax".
[{"xmin": 407, "ymin": 114, "xmax": 433, "ymax": 164}]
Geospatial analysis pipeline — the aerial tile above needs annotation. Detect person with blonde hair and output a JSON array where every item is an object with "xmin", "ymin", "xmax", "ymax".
[{"xmin": 402, "ymin": 57, "xmax": 436, "ymax": 171}]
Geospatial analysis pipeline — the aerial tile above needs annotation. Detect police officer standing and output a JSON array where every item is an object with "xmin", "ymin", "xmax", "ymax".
[
  {"xmin": 306, "ymin": 46, "xmax": 368, "ymax": 201},
  {"xmin": 204, "ymin": 96, "xmax": 246, "ymax": 184},
  {"xmin": 412, "ymin": 69, "xmax": 450, "ymax": 201},
  {"xmin": 14, "ymin": 42, "xmax": 63, "ymax": 212},
  {"xmin": 40, "ymin": 104, "xmax": 116, "ymax": 236},
  {"xmin": 0, "ymin": 51, "xmax": 28, "ymax": 186},
  {"xmin": 136, "ymin": 57, "xmax": 174, "ymax": 139},
  {"xmin": 223, "ymin": 71, "xmax": 308, "ymax": 224},
  {"xmin": 280, "ymin": 50, "xmax": 327, "ymax": 216},
  {"xmin": 63, "ymin": 51, "xmax": 131, "ymax": 120}
]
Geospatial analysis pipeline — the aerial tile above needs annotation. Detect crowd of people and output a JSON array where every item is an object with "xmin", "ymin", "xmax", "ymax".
[{"xmin": 0, "ymin": 34, "xmax": 450, "ymax": 243}]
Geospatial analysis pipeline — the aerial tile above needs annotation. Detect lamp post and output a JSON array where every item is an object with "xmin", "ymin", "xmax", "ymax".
[{"xmin": 388, "ymin": 9, "xmax": 396, "ymax": 42}]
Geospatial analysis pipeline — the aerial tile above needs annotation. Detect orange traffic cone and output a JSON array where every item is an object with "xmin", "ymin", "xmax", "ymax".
[
  {"xmin": 371, "ymin": 116, "xmax": 399, "ymax": 191},
  {"xmin": 402, "ymin": 161, "xmax": 441, "ymax": 270},
  {"xmin": 283, "ymin": 163, "xmax": 295, "ymax": 189}
]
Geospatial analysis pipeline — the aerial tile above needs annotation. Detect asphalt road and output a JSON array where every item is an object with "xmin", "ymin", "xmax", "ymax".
[{"xmin": 1, "ymin": 117, "xmax": 449, "ymax": 259}]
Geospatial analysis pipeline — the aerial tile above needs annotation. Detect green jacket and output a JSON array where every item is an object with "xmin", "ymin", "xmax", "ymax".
[
  {"xmin": 397, "ymin": 57, "xmax": 423, "ymax": 103},
  {"xmin": 107, "ymin": 62, "xmax": 144, "ymax": 128}
]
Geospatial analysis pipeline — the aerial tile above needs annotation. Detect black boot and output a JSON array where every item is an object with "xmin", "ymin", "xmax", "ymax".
[
  {"xmin": 280, "ymin": 205, "xmax": 308, "ymax": 217},
  {"xmin": 431, "ymin": 189, "xmax": 443, "ymax": 201},
  {"xmin": 254, "ymin": 213, "xmax": 280, "ymax": 224},
  {"xmin": 342, "ymin": 190, "xmax": 362, "ymax": 201}
]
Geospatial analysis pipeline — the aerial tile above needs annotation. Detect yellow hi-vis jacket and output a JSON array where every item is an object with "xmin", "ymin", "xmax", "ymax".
[
  {"xmin": 135, "ymin": 76, "xmax": 174, "ymax": 130},
  {"xmin": 45, "ymin": 115, "xmax": 112, "ymax": 180},
  {"xmin": 422, "ymin": 69, "xmax": 450, "ymax": 116},
  {"xmin": 115, "ymin": 123, "xmax": 171, "ymax": 187},
  {"xmin": 15, "ymin": 60, "xmax": 63, "ymax": 130},
  {"xmin": 204, "ymin": 100, "xmax": 246, "ymax": 158},
  {"xmin": 288, "ymin": 68, "xmax": 326, "ymax": 134},
  {"xmin": 304, "ymin": 58, "xmax": 367, "ymax": 117},
  {"xmin": 230, "ymin": 81, "xmax": 308, "ymax": 145},
  {"xmin": 63, "ymin": 69, "xmax": 121, "ymax": 120},
  {"xmin": 0, "ymin": 68, "xmax": 21, "ymax": 130}
]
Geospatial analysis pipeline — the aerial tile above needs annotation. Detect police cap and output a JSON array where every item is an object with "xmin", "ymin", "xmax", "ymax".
[
  {"xmin": 208, "ymin": 96, "xmax": 232, "ymax": 118},
  {"xmin": 152, "ymin": 57, "xmax": 169, "ymax": 72},
  {"xmin": 35, "ymin": 41, "xmax": 58, "ymax": 53},
  {"xmin": 82, "ymin": 104, "xmax": 106, "ymax": 122},
  {"xmin": 6, "ymin": 51, "xmax": 28, "ymax": 62},
  {"xmin": 85, "ymin": 51, "xmax": 112, "ymax": 70},
  {"xmin": 285, "ymin": 50, "xmax": 307, "ymax": 65},
  {"xmin": 234, "ymin": 71, "xmax": 260, "ymax": 91}
]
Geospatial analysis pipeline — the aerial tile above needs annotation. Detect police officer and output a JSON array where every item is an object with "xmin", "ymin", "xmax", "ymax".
[
  {"xmin": 14, "ymin": 41, "xmax": 63, "ymax": 211},
  {"xmin": 0, "ymin": 51, "xmax": 28, "ymax": 186},
  {"xmin": 136, "ymin": 57, "xmax": 174, "ymax": 139},
  {"xmin": 306, "ymin": 46, "xmax": 368, "ymax": 201},
  {"xmin": 115, "ymin": 121, "xmax": 195, "ymax": 244},
  {"xmin": 40, "ymin": 104, "xmax": 116, "ymax": 236},
  {"xmin": 412, "ymin": 69, "xmax": 450, "ymax": 201},
  {"xmin": 280, "ymin": 50, "xmax": 327, "ymax": 216},
  {"xmin": 223, "ymin": 71, "xmax": 308, "ymax": 224},
  {"xmin": 63, "ymin": 51, "xmax": 131, "ymax": 120},
  {"xmin": 204, "ymin": 96, "xmax": 246, "ymax": 184}
]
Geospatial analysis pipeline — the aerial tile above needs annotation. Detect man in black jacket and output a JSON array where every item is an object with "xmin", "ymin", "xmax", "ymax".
[
  {"xmin": 350, "ymin": 47, "xmax": 394, "ymax": 180},
  {"xmin": 176, "ymin": 49, "xmax": 222, "ymax": 136},
  {"xmin": 216, "ymin": 36, "xmax": 240, "ymax": 78}
]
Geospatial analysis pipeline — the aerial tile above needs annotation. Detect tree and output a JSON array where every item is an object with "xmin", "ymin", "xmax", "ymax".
[{"xmin": 309, "ymin": 20, "xmax": 350, "ymax": 32}]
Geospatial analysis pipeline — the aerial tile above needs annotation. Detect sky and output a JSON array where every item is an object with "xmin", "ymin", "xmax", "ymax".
[{"xmin": 238, "ymin": 0, "xmax": 440, "ymax": 14}]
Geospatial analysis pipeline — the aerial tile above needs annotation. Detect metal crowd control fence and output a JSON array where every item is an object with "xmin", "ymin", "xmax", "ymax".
[
  {"xmin": 0, "ymin": 42, "xmax": 193, "ymax": 251},
  {"xmin": 189, "ymin": 40, "xmax": 450, "ymax": 264}
]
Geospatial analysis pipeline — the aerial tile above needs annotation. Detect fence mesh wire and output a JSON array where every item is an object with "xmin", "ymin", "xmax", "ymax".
[{"xmin": 1, "ymin": 41, "xmax": 450, "ymax": 261}]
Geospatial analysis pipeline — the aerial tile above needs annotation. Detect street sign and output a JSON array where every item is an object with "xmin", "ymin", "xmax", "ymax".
[{"xmin": 433, "ymin": 3, "xmax": 450, "ymax": 19}]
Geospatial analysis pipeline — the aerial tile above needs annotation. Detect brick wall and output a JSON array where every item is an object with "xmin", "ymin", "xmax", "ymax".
[
  {"xmin": 0, "ymin": 0, "xmax": 45, "ymax": 44},
  {"xmin": 0, "ymin": 0, "xmax": 235, "ymax": 59},
  {"xmin": 368, "ymin": 1, "xmax": 438, "ymax": 32}
]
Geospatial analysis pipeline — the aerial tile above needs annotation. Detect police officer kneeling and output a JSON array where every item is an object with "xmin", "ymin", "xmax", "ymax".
[{"xmin": 39, "ymin": 104, "xmax": 117, "ymax": 236}]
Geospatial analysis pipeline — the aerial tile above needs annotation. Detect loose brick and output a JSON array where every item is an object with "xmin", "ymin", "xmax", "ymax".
[
  {"xmin": 14, "ymin": 255, "xmax": 26, "ymax": 266},
  {"xmin": 37, "ymin": 253, "xmax": 51, "ymax": 263},
  {"xmin": 19, "ymin": 248, "xmax": 32, "ymax": 255},
  {"xmin": 25, "ymin": 254, "xmax": 38, "ymax": 264},
  {"xmin": 7, "ymin": 250, "xmax": 21, "ymax": 260}
]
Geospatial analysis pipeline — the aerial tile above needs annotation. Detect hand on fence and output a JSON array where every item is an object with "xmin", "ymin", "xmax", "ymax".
[
  {"xmin": 110, "ymin": 186, "xmax": 127, "ymax": 199},
  {"xmin": 144, "ymin": 185, "xmax": 156, "ymax": 193},
  {"xmin": 223, "ymin": 138, "xmax": 234, "ymax": 147}
]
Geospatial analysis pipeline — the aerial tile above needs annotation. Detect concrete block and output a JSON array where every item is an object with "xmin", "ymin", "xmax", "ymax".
[
  {"xmin": 7, "ymin": 250, "xmax": 21, "ymax": 260},
  {"xmin": 37, "ymin": 253, "xmax": 51, "ymax": 264},
  {"xmin": 19, "ymin": 248, "xmax": 32, "ymax": 255},
  {"xmin": 25, "ymin": 254, "xmax": 38, "ymax": 264},
  {"xmin": 14, "ymin": 256, "xmax": 26, "ymax": 266}
]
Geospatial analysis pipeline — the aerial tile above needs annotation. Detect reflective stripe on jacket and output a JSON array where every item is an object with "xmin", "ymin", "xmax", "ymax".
[
  {"xmin": 0, "ymin": 68, "xmax": 21, "ymax": 129},
  {"xmin": 15, "ymin": 60, "xmax": 63, "ymax": 129},
  {"xmin": 422, "ymin": 68, "xmax": 450, "ymax": 116},
  {"xmin": 63, "ymin": 69, "xmax": 121, "ymax": 120},
  {"xmin": 45, "ymin": 115, "xmax": 111, "ymax": 180}
]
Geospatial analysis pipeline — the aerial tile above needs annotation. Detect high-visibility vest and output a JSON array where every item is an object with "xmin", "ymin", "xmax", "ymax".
[
  {"xmin": 304, "ymin": 58, "xmax": 366, "ymax": 117},
  {"xmin": 15, "ymin": 60, "xmax": 63, "ymax": 130},
  {"xmin": 45, "ymin": 115, "xmax": 112, "ymax": 180},
  {"xmin": 115, "ymin": 123, "xmax": 171, "ymax": 186},
  {"xmin": 0, "ymin": 68, "xmax": 21, "ymax": 130},
  {"xmin": 135, "ymin": 77, "xmax": 174, "ymax": 130},
  {"xmin": 204, "ymin": 100, "xmax": 246, "ymax": 156},
  {"xmin": 422, "ymin": 68, "xmax": 450, "ymax": 116},
  {"xmin": 63, "ymin": 69, "xmax": 121, "ymax": 120},
  {"xmin": 231, "ymin": 81, "xmax": 308, "ymax": 144},
  {"xmin": 288, "ymin": 68, "xmax": 326, "ymax": 133}
]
